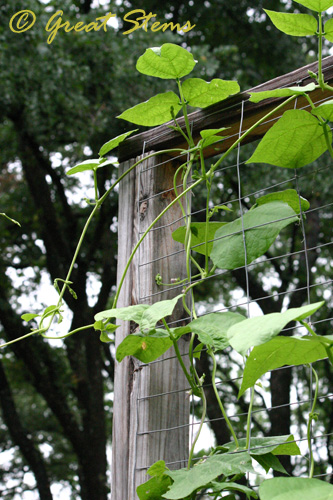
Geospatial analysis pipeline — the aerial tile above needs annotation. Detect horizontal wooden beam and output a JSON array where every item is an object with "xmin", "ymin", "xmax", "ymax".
[{"xmin": 118, "ymin": 56, "xmax": 333, "ymax": 162}]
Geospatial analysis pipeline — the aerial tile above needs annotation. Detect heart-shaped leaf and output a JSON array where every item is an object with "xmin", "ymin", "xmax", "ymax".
[
  {"xmin": 227, "ymin": 301, "xmax": 325, "ymax": 356},
  {"xmin": 136, "ymin": 43, "xmax": 196, "ymax": 79},
  {"xmin": 182, "ymin": 78, "xmax": 240, "ymax": 108},
  {"xmin": 117, "ymin": 92, "xmax": 182, "ymax": 126},
  {"xmin": 264, "ymin": 10, "xmax": 317, "ymax": 36}
]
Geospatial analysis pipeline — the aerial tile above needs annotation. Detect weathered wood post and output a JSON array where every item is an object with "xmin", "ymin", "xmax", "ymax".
[{"xmin": 111, "ymin": 153, "xmax": 190, "ymax": 500}]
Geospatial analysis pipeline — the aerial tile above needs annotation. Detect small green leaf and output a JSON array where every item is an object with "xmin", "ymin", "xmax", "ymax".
[
  {"xmin": 324, "ymin": 19, "xmax": 333, "ymax": 42},
  {"xmin": 253, "ymin": 453, "xmax": 288, "ymax": 475},
  {"xmin": 21, "ymin": 313, "xmax": 40, "ymax": 322},
  {"xmin": 99, "ymin": 130, "xmax": 138, "ymax": 157},
  {"xmin": 136, "ymin": 43, "xmax": 196, "ymax": 79},
  {"xmin": 249, "ymin": 83, "xmax": 316, "ymax": 103},
  {"xmin": 117, "ymin": 92, "xmax": 182, "ymax": 126},
  {"xmin": 247, "ymin": 109, "xmax": 330, "ymax": 169},
  {"xmin": 172, "ymin": 222, "xmax": 227, "ymax": 256},
  {"xmin": 94, "ymin": 304, "xmax": 149, "ymax": 323},
  {"xmin": 254, "ymin": 189, "xmax": 310, "ymax": 214},
  {"xmin": 42, "ymin": 305, "xmax": 58, "ymax": 318},
  {"xmin": 116, "ymin": 333, "xmax": 173, "ymax": 363},
  {"xmin": 163, "ymin": 453, "xmax": 253, "ymax": 499},
  {"xmin": 227, "ymin": 301, "xmax": 324, "ymax": 356},
  {"xmin": 293, "ymin": 0, "xmax": 333, "ymax": 12},
  {"xmin": 0, "ymin": 213, "xmax": 21, "ymax": 227},
  {"xmin": 100, "ymin": 331, "xmax": 114, "ymax": 343},
  {"xmin": 210, "ymin": 202, "xmax": 298, "ymax": 270},
  {"xmin": 239, "ymin": 336, "xmax": 328, "ymax": 396},
  {"xmin": 210, "ymin": 481, "xmax": 258, "ymax": 499},
  {"xmin": 259, "ymin": 477, "xmax": 333, "ymax": 500},
  {"xmin": 182, "ymin": 78, "xmax": 240, "ymax": 108},
  {"xmin": 311, "ymin": 98, "xmax": 333, "ymax": 121},
  {"xmin": 147, "ymin": 460, "xmax": 168, "ymax": 478},
  {"xmin": 264, "ymin": 10, "xmax": 317, "ymax": 36},
  {"xmin": 67, "ymin": 159, "xmax": 101, "ymax": 176},
  {"xmin": 140, "ymin": 295, "xmax": 183, "ymax": 332},
  {"xmin": 189, "ymin": 312, "xmax": 246, "ymax": 351}
]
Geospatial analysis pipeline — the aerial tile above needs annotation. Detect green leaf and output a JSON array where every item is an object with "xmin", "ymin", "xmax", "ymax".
[
  {"xmin": 239, "ymin": 336, "xmax": 328, "ymax": 396},
  {"xmin": 311, "ymin": 98, "xmax": 333, "ymax": 121},
  {"xmin": 221, "ymin": 435, "xmax": 300, "ymax": 456},
  {"xmin": 67, "ymin": 159, "xmax": 101, "ymax": 175},
  {"xmin": 253, "ymin": 453, "xmax": 288, "ymax": 475},
  {"xmin": 210, "ymin": 202, "xmax": 298, "ymax": 270},
  {"xmin": 140, "ymin": 295, "xmax": 183, "ymax": 332},
  {"xmin": 42, "ymin": 305, "xmax": 58, "ymax": 318},
  {"xmin": 98, "ymin": 130, "xmax": 138, "ymax": 157},
  {"xmin": 95, "ymin": 304, "xmax": 149, "ymax": 324},
  {"xmin": 198, "ymin": 127, "xmax": 229, "ymax": 148},
  {"xmin": 136, "ymin": 43, "xmax": 196, "ymax": 79},
  {"xmin": 210, "ymin": 481, "xmax": 258, "ymax": 498},
  {"xmin": 254, "ymin": 189, "xmax": 310, "ymax": 214},
  {"xmin": 189, "ymin": 312, "xmax": 246, "ymax": 351},
  {"xmin": 324, "ymin": 19, "xmax": 333, "ymax": 42},
  {"xmin": 116, "ymin": 331, "xmax": 173, "ymax": 363},
  {"xmin": 117, "ymin": 92, "xmax": 182, "ymax": 126},
  {"xmin": 182, "ymin": 78, "xmax": 240, "ymax": 108},
  {"xmin": 147, "ymin": 460, "xmax": 168, "ymax": 478},
  {"xmin": 172, "ymin": 222, "xmax": 227, "ymax": 256},
  {"xmin": 137, "ymin": 476, "xmax": 172, "ymax": 500},
  {"xmin": 227, "ymin": 301, "xmax": 324, "ymax": 356},
  {"xmin": 259, "ymin": 477, "xmax": 333, "ymax": 500},
  {"xmin": 293, "ymin": 0, "xmax": 333, "ymax": 12},
  {"xmin": 246, "ymin": 109, "xmax": 330, "ymax": 169},
  {"xmin": 249, "ymin": 83, "xmax": 316, "ymax": 103},
  {"xmin": 264, "ymin": 10, "xmax": 317, "ymax": 36},
  {"xmin": 163, "ymin": 453, "xmax": 253, "ymax": 499},
  {"xmin": 21, "ymin": 313, "xmax": 40, "ymax": 322}
]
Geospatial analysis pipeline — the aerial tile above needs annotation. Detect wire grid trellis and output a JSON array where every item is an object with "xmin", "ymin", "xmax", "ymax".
[{"xmin": 130, "ymin": 89, "xmax": 333, "ymax": 492}]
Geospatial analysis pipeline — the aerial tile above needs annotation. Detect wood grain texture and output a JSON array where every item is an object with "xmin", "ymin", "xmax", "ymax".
[
  {"xmin": 118, "ymin": 56, "xmax": 333, "ymax": 162},
  {"xmin": 112, "ymin": 154, "xmax": 190, "ymax": 500}
]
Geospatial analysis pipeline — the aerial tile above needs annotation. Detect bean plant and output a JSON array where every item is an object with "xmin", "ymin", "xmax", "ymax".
[{"xmin": 2, "ymin": 1, "xmax": 333, "ymax": 499}]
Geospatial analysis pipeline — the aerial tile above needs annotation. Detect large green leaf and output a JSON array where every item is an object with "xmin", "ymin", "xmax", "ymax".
[
  {"xmin": 163, "ymin": 453, "xmax": 253, "ymax": 499},
  {"xmin": 293, "ymin": 0, "xmax": 333, "ymax": 12},
  {"xmin": 311, "ymin": 98, "xmax": 333, "ymax": 121},
  {"xmin": 140, "ymin": 295, "xmax": 182, "ymax": 332},
  {"xmin": 239, "ymin": 336, "xmax": 328, "ymax": 396},
  {"xmin": 182, "ymin": 78, "xmax": 240, "ymax": 108},
  {"xmin": 259, "ymin": 477, "xmax": 333, "ymax": 500},
  {"xmin": 116, "ymin": 330, "xmax": 173, "ymax": 363},
  {"xmin": 117, "ymin": 92, "xmax": 182, "ymax": 126},
  {"xmin": 264, "ymin": 10, "xmax": 317, "ymax": 36},
  {"xmin": 172, "ymin": 222, "xmax": 227, "ymax": 256},
  {"xmin": 253, "ymin": 189, "xmax": 309, "ymax": 214},
  {"xmin": 246, "ymin": 109, "xmax": 330, "ymax": 169},
  {"xmin": 249, "ymin": 83, "xmax": 315, "ymax": 103},
  {"xmin": 210, "ymin": 202, "xmax": 298, "ymax": 270},
  {"xmin": 95, "ymin": 303, "xmax": 149, "ymax": 324},
  {"xmin": 227, "ymin": 301, "xmax": 325, "ymax": 356},
  {"xmin": 324, "ymin": 19, "xmax": 333, "ymax": 42},
  {"xmin": 189, "ymin": 312, "xmax": 246, "ymax": 351},
  {"xmin": 98, "ymin": 130, "xmax": 138, "ymax": 157},
  {"xmin": 136, "ymin": 43, "xmax": 196, "ymax": 79},
  {"xmin": 220, "ymin": 435, "xmax": 300, "ymax": 456}
]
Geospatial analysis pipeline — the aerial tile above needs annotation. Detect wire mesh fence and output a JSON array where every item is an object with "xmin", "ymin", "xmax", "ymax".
[{"xmin": 113, "ymin": 60, "xmax": 333, "ymax": 499}]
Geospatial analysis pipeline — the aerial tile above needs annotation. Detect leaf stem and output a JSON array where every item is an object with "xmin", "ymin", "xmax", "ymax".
[
  {"xmin": 209, "ymin": 348, "xmax": 239, "ymax": 448},
  {"xmin": 307, "ymin": 365, "xmax": 319, "ymax": 479},
  {"xmin": 246, "ymin": 387, "xmax": 255, "ymax": 450},
  {"xmin": 187, "ymin": 387, "xmax": 207, "ymax": 469}
]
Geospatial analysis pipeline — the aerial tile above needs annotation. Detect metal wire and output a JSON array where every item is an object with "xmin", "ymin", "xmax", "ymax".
[{"xmin": 129, "ymin": 84, "xmax": 333, "ymax": 492}]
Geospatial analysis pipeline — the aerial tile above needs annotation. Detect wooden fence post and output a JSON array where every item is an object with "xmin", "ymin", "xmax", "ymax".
[{"xmin": 111, "ymin": 153, "xmax": 190, "ymax": 500}]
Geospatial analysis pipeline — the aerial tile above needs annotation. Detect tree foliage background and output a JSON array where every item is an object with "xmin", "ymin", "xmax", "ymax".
[{"xmin": 0, "ymin": 0, "xmax": 331, "ymax": 499}]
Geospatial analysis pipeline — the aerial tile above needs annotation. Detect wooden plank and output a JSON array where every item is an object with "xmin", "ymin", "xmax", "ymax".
[
  {"xmin": 118, "ymin": 56, "xmax": 333, "ymax": 162},
  {"xmin": 112, "ymin": 154, "xmax": 190, "ymax": 500}
]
